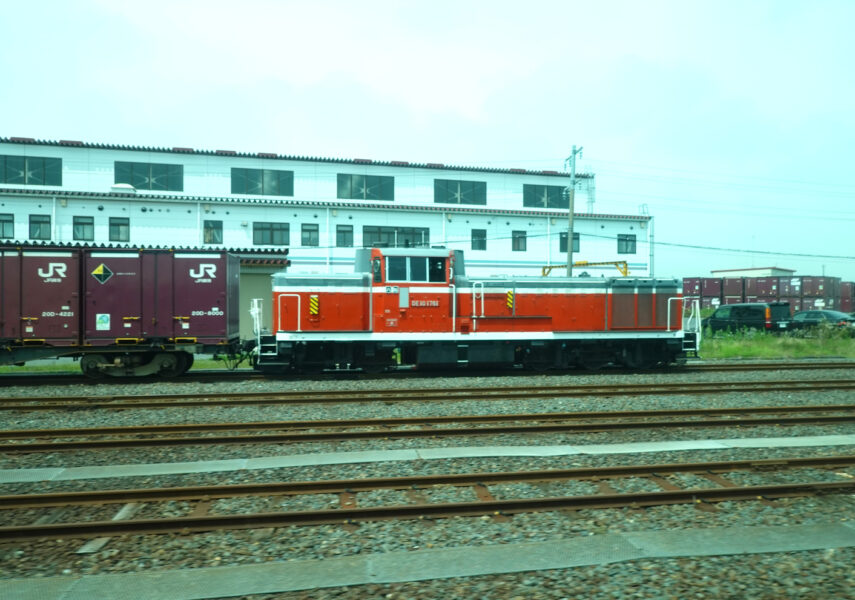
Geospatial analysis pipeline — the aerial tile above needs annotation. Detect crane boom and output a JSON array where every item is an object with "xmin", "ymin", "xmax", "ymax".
[{"xmin": 542, "ymin": 261, "xmax": 629, "ymax": 277}]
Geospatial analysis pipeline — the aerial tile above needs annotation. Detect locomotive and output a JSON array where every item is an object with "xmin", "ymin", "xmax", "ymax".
[{"xmin": 252, "ymin": 247, "xmax": 692, "ymax": 373}]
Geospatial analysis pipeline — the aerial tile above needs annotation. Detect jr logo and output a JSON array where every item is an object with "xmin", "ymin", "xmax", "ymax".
[
  {"xmin": 37, "ymin": 263, "xmax": 67, "ymax": 279},
  {"xmin": 190, "ymin": 264, "xmax": 217, "ymax": 281}
]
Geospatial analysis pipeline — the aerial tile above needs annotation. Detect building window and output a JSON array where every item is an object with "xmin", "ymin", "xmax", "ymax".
[
  {"xmin": 253, "ymin": 222, "xmax": 289, "ymax": 245},
  {"xmin": 73, "ymin": 216, "xmax": 94, "ymax": 241},
  {"xmin": 511, "ymin": 230, "xmax": 526, "ymax": 252},
  {"xmin": 29, "ymin": 215, "xmax": 51, "ymax": 240},
  {"xmin": 617, "ymin": 234, "xmax": 637, "ymax": 254},
  {"xmin": 336, "ymin": 224, "xmax": 354, "ymax": 247},
  {"xmin": 0, "ymin": 214, "xmax": 13, "ymax": 238},
  {"xmin": 434, "ymin": 179, "xmax": 487, "ymax": 205},
  {"xmin": 301, "ymin": 223, "xmax": 319, "ymax": 247},
  {"xmin": 471, "ymin": 228, "xmax": 487, "ymax": 251},
  {"xmin": 0, "ymin": 155, "xmax": 62, "ymax": 186},
  {"xmin": 363, "ymin": 226, "xmax": 429, "ymax": 248},
  {"xmin": 523, "ymin": 184, "xmax": 568, "ymax": 209},
  {"xmin": 337, "ymin": 174, "xmax": 394, "ymax": 201},
  {"xmin": 109, "ymin": 217, "xmax": 129, "ymax": 242},
  {"xmin": 232, "ymin": 168, "xmax": 293, "ymax": 196},
  {"xmin": 559, "ymin": 231, "xmax": 580, "ymax": 253},
  {"xmin": 203, "ymin": 220, "xmax": 223, "ymax": 244},
  {"xmin": 115, "ymin": 161, "xmax": 183, "ymax": 191}
]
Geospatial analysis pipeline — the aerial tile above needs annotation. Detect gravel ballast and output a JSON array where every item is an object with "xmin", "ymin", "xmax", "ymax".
[{"xmin": 2, "ymin": 363, "xmax": 855, "ymax": 597}]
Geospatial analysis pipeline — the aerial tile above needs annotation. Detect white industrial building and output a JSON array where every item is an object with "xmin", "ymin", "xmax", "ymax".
[{"xmin": 0, "ymin": 137, "xmax": 652, "ymax": 334}]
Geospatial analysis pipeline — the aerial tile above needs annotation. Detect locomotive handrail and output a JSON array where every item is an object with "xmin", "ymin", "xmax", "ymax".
[
  {"xmin": 471, "ymin": 282, "xmax": 485, "ymax": 317},
  {"xmin": 450, "ymin": 284, "xmax": 457, "ymax": 332},
  {"xmin": 250, "ymin": 298, "xmax": 263, "ymax": 350},
  {"xmin": 666, "ymin": 296, "xmax": 683, "ymax": 332},
  {"xmin": 278, "ymin": 294, "xmax": 302, "ymax": 332}
]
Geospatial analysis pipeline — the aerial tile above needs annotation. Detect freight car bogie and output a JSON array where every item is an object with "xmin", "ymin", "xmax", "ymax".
[{"xmin": 79, "ymin": 350, "xmax": 194, "ymax": 378}]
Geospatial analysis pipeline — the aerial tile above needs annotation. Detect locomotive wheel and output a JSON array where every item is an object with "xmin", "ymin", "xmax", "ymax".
[
  {"xmin": 579, "ymin": 357, "xmax": 608, "ymax": 371},
  {"xmin": 621, "ymin": 345, "xmax": 657, "ymax": 370}
]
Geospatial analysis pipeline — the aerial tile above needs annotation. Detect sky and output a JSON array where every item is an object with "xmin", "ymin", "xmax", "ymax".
[{"xmin": 2, "ymin": 0, "xmax": 854, "ymax": 280}]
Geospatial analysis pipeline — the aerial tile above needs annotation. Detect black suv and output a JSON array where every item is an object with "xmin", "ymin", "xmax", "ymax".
[{"xmin": 704, "ymin": 302, "xmax": 792, "ymax": 335}]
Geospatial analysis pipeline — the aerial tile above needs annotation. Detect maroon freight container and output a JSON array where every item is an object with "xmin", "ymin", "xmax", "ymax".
[
  {"xmin": 842, "ymin": 297, "xmax": 853, "ymax": 313},
  {"xmin": 83, "ymin": 250, "xmax": 240, "ymax": 346},
  {"xmin": 18, "ymin": 249, "xmax": 82, "ymax": 343},
  {"xmin": 801, "ymin": 276, "xmax": 837, "ymax": 297},
  {"xmin": 841, "ymin": 282, "xmax": 854, "ymax": 300},
  {"xmin": 682, "ymin": 277, "xmax": 700, "ymax": 297},
  {"xmin": 722, "ymin": 296, "xmax": 743, "ymax": 305},
  {"xmin": 801, "ymin": 297, "xmax": 834, "ymax": 310},
  {"xmin": 722, "ymin": 277, "xmax": 744, "ymax": 298},
  {"xmin": 700, "ymin": 297, "xmax": 721, "ymax": 310},
  {"xmin": 755, "ymin": 277, "xmax": 779, "ymax": 298},
  {"xmin": 779, "ymin": 297, "xmax": 801, "ymax": 315},
  {"xmin": 701, "ymin": 277, "xmax": 722, "ymax": 297},
  {"xmin": 778, "ymin": 277, "xmax": 802, "ymax": 297},
  {"xmin": 744, "ymin": 278, "xmax": 758, "ymax": 297}
]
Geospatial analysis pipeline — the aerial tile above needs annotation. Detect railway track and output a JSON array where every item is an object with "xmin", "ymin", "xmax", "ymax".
[
  {"xmin": 0, "ymin": 359, "xmax": 853, "ymax": 387},
  {"xmin": 4, "ymin": 377, "xmax": 855, "ymax": 411},
  {"xmin": 4, "ymin": 403, "xmax": 854, "ymax": 452},
  {"xmin": 3, "ymin": 454, "xmax": 854, "ymax": 541}
]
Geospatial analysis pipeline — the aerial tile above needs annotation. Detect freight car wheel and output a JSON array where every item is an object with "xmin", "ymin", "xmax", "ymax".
[
  {"xmin": 80, "ymin": 354, "xmax": 107, "ymax": 379},
  {"xmin": 156, "ymin": 353, "xmax": 185, "ymax": 378}
]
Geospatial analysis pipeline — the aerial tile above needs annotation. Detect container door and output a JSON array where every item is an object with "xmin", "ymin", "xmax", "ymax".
[
  {"xmin": 0, "ymin": 250, "xmax": 21, "ymax": 339},
  {"xmin": 84, "ymin": 252, "xmax": 143, "ymax": 343},
  {"xmin": 20, "ymin": 250, "xmax": 80, "ymax": 342}
]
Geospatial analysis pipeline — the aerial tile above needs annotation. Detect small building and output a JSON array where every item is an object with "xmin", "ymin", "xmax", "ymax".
[{"xmin": 711, "ymin": 267, "xmax": 796, "ymax": 278}]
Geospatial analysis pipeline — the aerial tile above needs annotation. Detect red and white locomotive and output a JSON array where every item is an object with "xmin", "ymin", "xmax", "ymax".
[{"xmin": 254, "ymin": 247, "xmax": 690, "ymax": 373}]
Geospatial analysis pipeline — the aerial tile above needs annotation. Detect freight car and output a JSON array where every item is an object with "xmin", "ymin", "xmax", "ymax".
[
  {"xmin": 0, "ymin": 245, "xmax": 240, "ymax": 377},
  {"xmin": 252, "ymin": 247, "xmax": 693, "ymax": 373}
]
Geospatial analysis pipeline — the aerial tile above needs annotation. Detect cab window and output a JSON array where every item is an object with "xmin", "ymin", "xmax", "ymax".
[
  {"xmin": 387, "ymin": 256, "xmax": 407, "ymax": 281},
  {"xmin": 372, "ymin": 258, "xmax": 382, "ymax": 283},
  {"xmin": 429, "ymin": 257, "xmax": 446, "ymax": 282},
  {"xmin": 714, "ymin": 306, "xmax": 731, "ymax": 318},
  {"xmin": 410, "ymin": 257, "xmax": 427, "ymax": 282}
]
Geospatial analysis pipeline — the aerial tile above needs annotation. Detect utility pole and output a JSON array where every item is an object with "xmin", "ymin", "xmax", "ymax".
[{"xmin": 565, "ymin": 145, "xmax": 583, "ymax": 277}]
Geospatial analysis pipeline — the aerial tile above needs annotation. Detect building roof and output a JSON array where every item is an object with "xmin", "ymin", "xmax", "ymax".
[
  {"xmin": 0, "ymin": 240, "xmax": 289, "ymax": 261},
  {"xmin": 1, "ymin": 136, "xmax": 593, "ymax": 179},
  {"xmin": 711, "ymin": 267, "xmax": 796, "ymax": 274},
  {"xmin": 0, "ymin": 186, "xmax": 647, "ymax": 221}
]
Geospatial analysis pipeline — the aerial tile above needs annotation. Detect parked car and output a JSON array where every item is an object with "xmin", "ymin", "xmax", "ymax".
[
  {"xmin": 790, "ymin": 310, "xmax": 855, "ymax": 334},
  {"xmin": 703, "ymin": 302, "xmax": 792, "ymax": 335}
]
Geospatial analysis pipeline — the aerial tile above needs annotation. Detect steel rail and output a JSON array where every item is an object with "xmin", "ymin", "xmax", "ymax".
[
  {"xmin": 3, "ymin": 455, "xmax": 854, "ymax": 509},
  {"xmin": 3, "ymin": 403, "xmax": 854, "ymax": 440},
  {"xmin": 2, "ymin": 480, "xmax": 853, "ymax": 541},
  {"xmin": 4, "ymin": 413, "xmax": 855, "ymax": 452},
  {"xmin": 4, "ymin": 379, "xmax": 855, "ymax": 411}
]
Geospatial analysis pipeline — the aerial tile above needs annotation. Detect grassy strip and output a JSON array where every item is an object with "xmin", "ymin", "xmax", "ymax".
[{"xmin": 699, "ymin": 328, "xmax": 855, "ymax": 359}]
